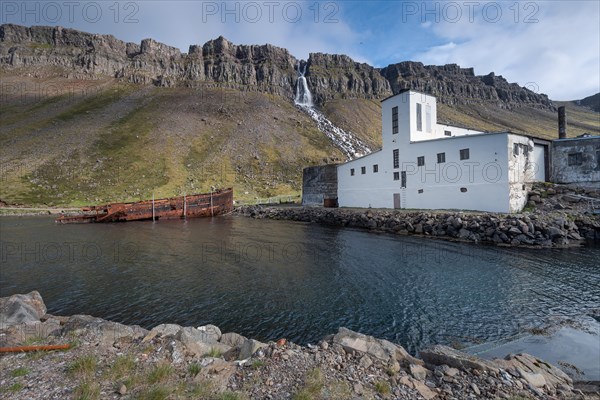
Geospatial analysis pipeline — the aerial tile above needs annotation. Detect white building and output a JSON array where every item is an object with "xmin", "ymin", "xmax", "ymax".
[{"xmin": 336, "ymin": 90, "xmax": 542, "ymax": 213}]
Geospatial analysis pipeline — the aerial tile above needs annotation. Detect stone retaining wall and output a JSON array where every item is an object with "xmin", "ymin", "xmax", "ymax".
[{"xmin": 235, "ymin": 205, "xmax": 600, "ymax": 248}]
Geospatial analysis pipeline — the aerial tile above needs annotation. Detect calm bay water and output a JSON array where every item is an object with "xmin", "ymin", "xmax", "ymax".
[{"xmin": 1, "ymin": 215, "xmax": 599, "ymax": 355}]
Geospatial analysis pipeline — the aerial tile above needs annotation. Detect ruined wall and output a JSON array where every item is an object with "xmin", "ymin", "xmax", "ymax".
[
  {"xmin": 552, "ymin": 137, "xmax": 600, "ymax": 184},
  {"xmin": 302, "ymin": 165, "xmax": 338, "ymax": 206}
]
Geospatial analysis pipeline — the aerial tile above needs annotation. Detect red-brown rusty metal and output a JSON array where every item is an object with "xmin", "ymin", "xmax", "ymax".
[
  {"xmin": 323, "ymin": 198, "xmax": 338, "ymax": 208},
  {"xmin": 0, "ymin": 344, "xmax": 71, "ymax": 353},
  {"xmin": 56, "ymin": 188, "xmax": 233, "ymax": 224}
]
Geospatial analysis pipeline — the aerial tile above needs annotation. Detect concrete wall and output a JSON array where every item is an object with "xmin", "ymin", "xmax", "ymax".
[
  {"xmin": 336, "ymin": 90, "xmax": 540, "ymax": 213},
  {"xmin": 507, "ymin": 134, "xmax": 536, "ymax": 212},
  {"xmin": 551, "ymin": 137, "xmax": 600, "ymax": 184},
  {"xmin": 400, "ymin": 133, "xmax": 512, "ymax": 213},
  {"xmin": 302, "ymin": 164, "xmax": 338, "ymax": 205},
  {"xmin": 337, "ymin": 150, "xmax": 391, "ymax": 208}
]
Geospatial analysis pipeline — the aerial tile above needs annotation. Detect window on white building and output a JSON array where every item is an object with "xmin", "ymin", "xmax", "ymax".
[
  {"xmin": 393, "ymin": 149, "xmax": 399, "ymax": 168},
  {"xmin": 401, "ymin": 171, "xmax": 406, "ymax": 188},
  {"xmin": 437, "ymin": 153, "xmax": 445, "ymax": 163},
  {"xmin": 514, "ymin": 143, "xmax": 520, "ymax": 156},
  {"xmin": 373, "ymin": 164, "xmax": 379, "ymax": 173},
  {"xmin": 361, "ymin": 166, "xmax": 366, "ymax": 174},
  {"xmin": 444, "ymin": 130, "xmax": 451, "ymax": 136},
  {"xmin": 568, "ymin": 152, "xmax": 583, "ymax": 166},
  {"xmin": 460, "ymin": 148, "xmax": 470, "ymax": 160},
  {"xmin": 350, "ymin": 168, "xmax": 355, "ymax": 176},
  {"xmin": 417, "ymin": 156, "xmax": 425, "ymax": 166},
  {"xmin": 392, "ymin": 106, "xmax": 398, "ymax": 134},
  {"xmin": 393, "ymin": 172, "xmax": 400, "ymax": 181},
  {"xmin": 425, "ymin": 104, "xmax": 432, "ymax": 133},
  {"xmin": 416, "ymin": 103, "xmax": 422, "ymax": 132}
]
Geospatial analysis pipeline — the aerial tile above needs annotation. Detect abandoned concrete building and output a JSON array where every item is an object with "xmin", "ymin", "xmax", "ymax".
[
  {"xmin": 552, "ymin": 134, "xmax": 600, "ymax": 185},
  {"xmin": 302, "ymin": 92, "xmax": 599, "ymax": 212}
]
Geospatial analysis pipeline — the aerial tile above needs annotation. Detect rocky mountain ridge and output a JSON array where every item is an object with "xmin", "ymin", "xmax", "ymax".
[
  {"xmin": 1, "ymin": 23, "xmax": 556, "ymax": 110},
  {"xmin": 576, "ymin": 93, "xmax": 600, "ymax": 112}
]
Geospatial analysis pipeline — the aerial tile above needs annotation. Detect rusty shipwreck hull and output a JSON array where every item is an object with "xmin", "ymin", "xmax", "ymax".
[{"xmin": 56, "ymin": 188, "xmax": 233, "ymax": 224}]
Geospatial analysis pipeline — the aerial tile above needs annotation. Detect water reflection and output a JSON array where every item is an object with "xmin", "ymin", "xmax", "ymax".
[{"xmin": 1, "ymin": 215, "xmax": 598, "ymax": 354}]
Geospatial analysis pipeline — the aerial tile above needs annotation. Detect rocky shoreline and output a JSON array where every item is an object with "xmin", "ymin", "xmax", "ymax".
[
  {"xmin": 236, "ymin": 184, "xmax": 600, "ymax": 248},
  {"xmin": 1, "ymin": 291, "xmax": 597, "ymax": 399}
]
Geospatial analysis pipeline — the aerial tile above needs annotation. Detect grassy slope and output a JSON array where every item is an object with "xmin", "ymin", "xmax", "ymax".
[
  {"xmin": 321, "ymin": 99, "xmax": 600, "ymax": 146},
  {"xmin": 2, "ymin": 71, "xmax": 598, "ymax": 207},
  {"xmin": 322, "ymin": 99, "xmax": 383, "ymax": 150},
  {"xmin": 0, "ymin": 75, "xmax": 342, "ymax": 206}
]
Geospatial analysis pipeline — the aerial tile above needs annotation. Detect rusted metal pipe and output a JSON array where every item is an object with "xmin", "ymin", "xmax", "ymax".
[{"xmin": 0, "ymin": 344, "xmax": 71, "ymax": 353}]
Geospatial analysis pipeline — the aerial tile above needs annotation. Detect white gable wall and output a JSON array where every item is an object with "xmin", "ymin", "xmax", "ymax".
[
  {"xmin": 337, "ymin": 151, "xmax": 395, "ymax": 208},
  {"xmin": 337, "ymin": 90, "xmax": 533, "ymax": 213},
  {"xmin": 401, "ymin": 134, "xmax": 511, "ymax": 212}
]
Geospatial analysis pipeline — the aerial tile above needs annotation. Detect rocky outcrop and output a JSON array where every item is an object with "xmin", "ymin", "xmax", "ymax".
[
  {"xmin": 332, "ymin": 327, "xmax": 421, "ymax": 366},
  {"xmin": 576, "ymin": 92, "xmax": 600, "ymax": 112},
  {"xmin": 0, "ymin": 290, "xmax": 46, "ymax": 327},
  {"xmin": 379, "ymin": 62, "xmax": 554, "ymax": 109},
  {"xmin": 0, "ymin": 24, "xmax": 298, "ymax": 98},
  {"xmin": 236, "ymin": 201, "xmax": 599, "ymax": 248},
  {"xmin": 1, "ymin": 24, "xmax": 555, "ymax": 110},
  {"xmin": 305, "ymin": 53, "xmax": 392, "ymax": 104},
  {"xmin": 0, "ymin": 292, "xmax": 593, "ymax": 399}
]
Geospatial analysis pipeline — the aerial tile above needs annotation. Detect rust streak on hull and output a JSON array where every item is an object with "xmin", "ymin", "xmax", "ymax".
[{"xmin": 56, "ymin": 188, "xmax": 233, "ymax": 224}]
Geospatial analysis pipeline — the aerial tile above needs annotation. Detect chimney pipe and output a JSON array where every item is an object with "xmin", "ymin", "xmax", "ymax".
[{"xmin": 558, "ymin": 106, "xmax": 567, "ymax": 139}]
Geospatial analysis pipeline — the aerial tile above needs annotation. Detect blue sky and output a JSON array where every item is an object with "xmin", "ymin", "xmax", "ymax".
[{"xmin": 2, "ymin": 1, "xmax": 599, "ymax": 100}]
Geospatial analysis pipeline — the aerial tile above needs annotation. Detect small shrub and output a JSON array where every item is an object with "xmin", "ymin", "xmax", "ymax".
[
  {"xmin": 250, "ymin": 360, "xmax": 264, "ymax": 369},
  {"xmin": 10, "ymin": 367, "xmax": 29, "ymax": 377},
  {"xmin": 327, "ymin": 380, "xmax": 352, "ymax": 400},
  {"xmin": 73, "ymin": 382, "xmax": 100, "ymax": 400},
  {"xmin": 205, "ymin": 347, "xmax": 223, "ymax": 358},
  {"xmin": 187, "ymin": 379, "xmax": 214, "ymax": 397},
  {"xmin": 109, "ymin": 355, "xmax": 136, "ymax": 379},
  {"xmin": 293, "ymin": 368, "xmax": 324, "ymax": 399},
  {"xmin": 375, "ymin": 380, "xmax": 391, "ymax": 395},
  {"xmin": 67, "ymin": 355, "xmax": 98, "ymax": 378},
  {"xmin": 188, "ymin": 362, "xmax": 201, "ymax": 376},
  {"xmin": 147, "ymin": 363, "xmax": 174, "ymax": 384},
  {"xmin": 23, "ymin": 336, "xmax": 45, "ymax": 346},
  {"xmin": 8, "ymin": 383, "xmax": 24, "ymax": 392},
  {"xmin": 135, "ymin": 386, "xmax": 170, "ymax": 400}
]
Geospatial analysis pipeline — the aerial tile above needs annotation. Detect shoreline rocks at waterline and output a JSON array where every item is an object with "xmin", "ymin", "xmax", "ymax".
[
  {"xmin": 235, "ymin": 205, "xmax": 599, "ymax": 248},
  {"xmin": 1, "ymin": 291, "xmax": 594, "ymax": 399}
]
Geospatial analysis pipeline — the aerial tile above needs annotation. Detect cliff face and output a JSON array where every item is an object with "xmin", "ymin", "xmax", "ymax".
[
  {"xmin": 0, "ymin": 24, "xmax": 298, "ymax": 97},
  {"xmin": 305, "ymin": 53, "xmax": 392, "ymax": 104},
  {"xmin": 1, "ymin": 24, "xmax": 554, "ymax": 110},
  {"xmin": 379, "ymin": 62, "xmax": 553, "ymax": 109}
]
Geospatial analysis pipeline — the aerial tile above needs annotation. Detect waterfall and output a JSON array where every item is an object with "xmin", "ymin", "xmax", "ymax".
[
  {"xmin": 294, "ymin": 61, "xmax": 371, "ymax": 160},
  {"xmin": 295, "ymin": 62, "xmax": 313, "ymax": 106}
]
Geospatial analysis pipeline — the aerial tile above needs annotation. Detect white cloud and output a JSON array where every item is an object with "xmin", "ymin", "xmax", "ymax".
[
  {"xmin": 413, "ymin": 1, "xmax": 600, "ymax": 100},
  {"xmin": 106, "ymin": 1, "xmax": 368, "ymax": 63}
]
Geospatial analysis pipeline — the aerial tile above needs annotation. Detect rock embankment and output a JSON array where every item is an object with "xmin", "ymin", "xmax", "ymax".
[
  {"xmin": 236, "ymin": 185, "xmax": 600, "ymax": 248},
  {"xmin": 0, "ymin": 291, "xmax": 594, "ymax": 399}
]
